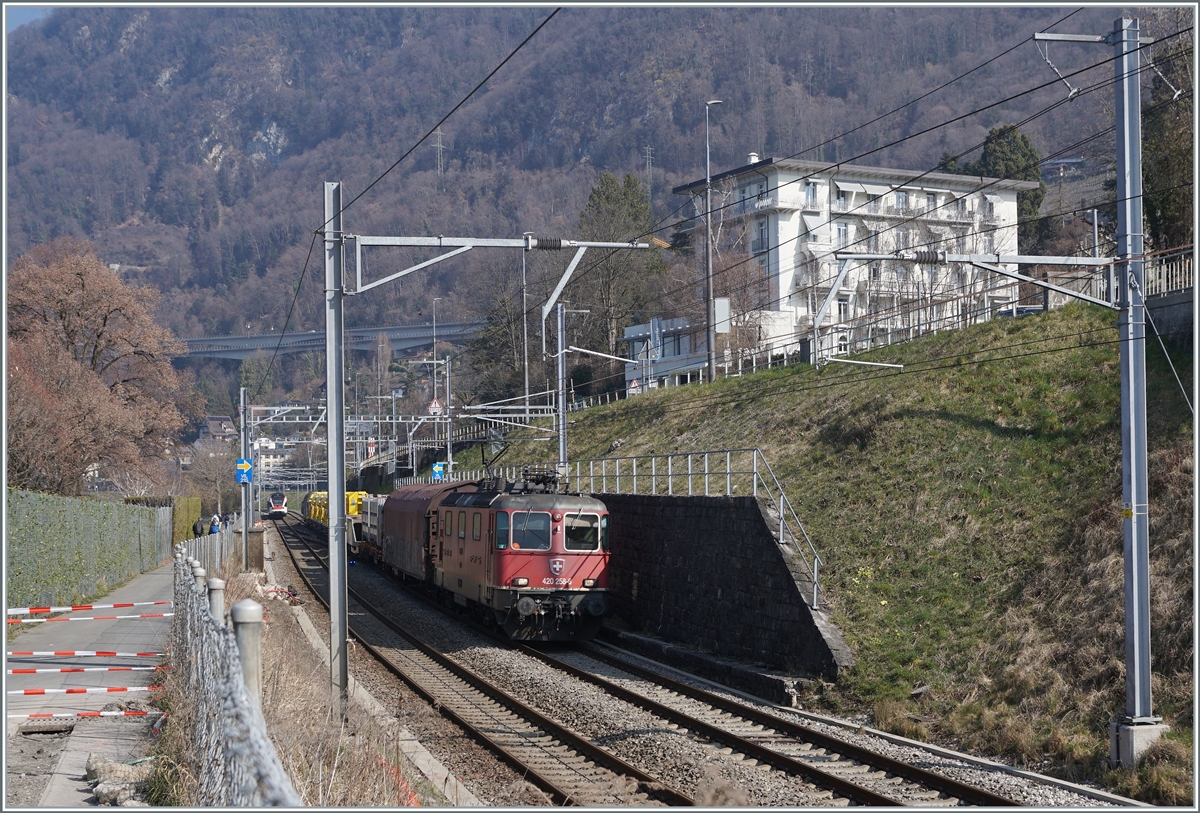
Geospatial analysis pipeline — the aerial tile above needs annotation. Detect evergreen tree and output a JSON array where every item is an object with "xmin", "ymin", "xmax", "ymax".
[
  {"xmin": 949, "ymin": 125, "xmax": 1046, "ymax": 250},
  {"xmin": 570, "ymin": 173, "xmax": 666, "ymax": 362},
  {"xmin": 1140, "ymin": 11, "xmax": 1193, "ymax": 250}
]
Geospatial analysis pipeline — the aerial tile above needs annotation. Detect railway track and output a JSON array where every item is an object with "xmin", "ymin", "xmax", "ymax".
[
  {"xmin": 520, "ymin": 644, "xmax": 1019, "ymax": 807},
  {"xmin": 273, "ymin": 515, "xmax": 690, "ymax": 806},
  {"xmin": 277, "ymin": 514, "xmax": 1020, "ymax": 806}
]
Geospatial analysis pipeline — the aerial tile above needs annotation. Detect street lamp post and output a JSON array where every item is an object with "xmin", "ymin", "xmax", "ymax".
[{"xmin": 704, "ymin": 99, "xmax": 722, "ymax": 383}]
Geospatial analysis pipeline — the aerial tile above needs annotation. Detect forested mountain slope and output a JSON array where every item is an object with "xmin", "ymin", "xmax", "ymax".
[{"xmin": 7, "ymin": 6, "xmax": 1128, "ymax": 343}]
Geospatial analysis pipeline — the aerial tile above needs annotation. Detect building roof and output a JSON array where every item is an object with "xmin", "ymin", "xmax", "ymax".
[{"xmin": 672, "ymin": 157, "xmax": 1041, "ymax": 195}]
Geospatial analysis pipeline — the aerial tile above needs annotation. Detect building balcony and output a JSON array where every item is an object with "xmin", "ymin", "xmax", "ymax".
[
  {"xmin": 938, "ymin": 208, "xmax": 974, "ymax": 223},
  {"xmin": 753, "ymin": 194, "xmax": 806, "ymax": 212},
  {"xmin": 751, "ymin": 237, "xmax": 769, "ymax": 254}
]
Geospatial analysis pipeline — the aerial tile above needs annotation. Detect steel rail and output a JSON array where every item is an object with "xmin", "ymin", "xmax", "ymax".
[
  {"xmin": 273, "ymin": 516, "xmax": 691, "ymax": 807},
  {"xmin": 517, "ymin": 644, "xmax": 908, "ymax": 806},
  {"xmin": 567, "ymin": 643, "xmax": 1022, "ymax": 807}
]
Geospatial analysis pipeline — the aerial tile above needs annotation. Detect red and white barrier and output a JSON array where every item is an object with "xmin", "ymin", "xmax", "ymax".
[
  {"xmin": 8, "ymin": 613, "xmax": 172, "ymax": 625},
  {"xmin": 9, "ymin": 686, "xmax": 164, "ymax": 696},
  {"xmin": 7, "ymin": 600, "xmax": 172, "ymax": 616},
  {"xmin": 8, "ymin": 666, "xmax": 169, "ymax": 675},
  {"xmin": 8, "ymin": 710, "xmax": 165, "ymax": 720},
  {"xmin": 7, "ymin": 650, "xmax": 165, "ymax": 658}
]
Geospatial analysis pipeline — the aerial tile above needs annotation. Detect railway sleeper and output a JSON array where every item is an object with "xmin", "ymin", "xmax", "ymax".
[{"xmin": 907, "ymin": 790, "xmax": 960, "ymax": 805}]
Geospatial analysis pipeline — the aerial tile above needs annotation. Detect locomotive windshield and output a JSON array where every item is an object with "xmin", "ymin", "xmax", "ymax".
[
  {"xmin": 511, "ymin": 511, "xmax": 551, "ymax": 550},
  {"xmin": 564, "ymin": 513, "xmax": 602, "ymax": 551}
]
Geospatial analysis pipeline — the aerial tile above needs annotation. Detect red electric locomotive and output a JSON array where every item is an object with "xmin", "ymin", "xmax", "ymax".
[{"xmin": 362, "ymin": 477, "xmax": 610, "ymax": 641}]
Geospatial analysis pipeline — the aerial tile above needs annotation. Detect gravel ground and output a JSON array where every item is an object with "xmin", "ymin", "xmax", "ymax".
[
  {"xmin": 5, "ymin": 727, "xmax": 72, "ymax": 807},
  {"xmin": 269, "ymin": 527, "xmax": 554, "ymax": 806}
]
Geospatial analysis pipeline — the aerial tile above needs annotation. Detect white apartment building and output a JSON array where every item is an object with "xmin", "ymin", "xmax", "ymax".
[
  {"xmin": 253, "ymin": 436, "xmax": 299, "ymax": 474},
  {"xmin": 674, "ymin": 156, "xmax": 1040, "ymax": 362}
]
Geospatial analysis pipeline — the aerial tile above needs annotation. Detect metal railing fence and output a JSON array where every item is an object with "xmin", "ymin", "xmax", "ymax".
[
  {"xmin": 171, "ymin": 546, "xmax": 299, "ymax": 806},
  {"xmin": 1144, "ymin": 252, "xmax": 1193, "ymax": 297},
  {"xmin": 407, "ymin": 447, "xmax": 823, "ymax": 608},
  {"xmin": 186, "ymin": 516, "xmax": 241, "ymax": 576}
]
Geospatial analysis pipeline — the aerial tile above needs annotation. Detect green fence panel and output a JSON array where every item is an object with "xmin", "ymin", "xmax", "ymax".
[{"xmin": 7, "ymin": 490, "xmax": 172, "ymax": 609}]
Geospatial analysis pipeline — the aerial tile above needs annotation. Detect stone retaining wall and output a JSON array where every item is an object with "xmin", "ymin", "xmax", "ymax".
[
  {"xmin": 1147, "ymin": 290, "xmax": 1192, "ymax": 352},
  {"xmin": 600, "ymin": 493, "xmax": 854, "ymax": 680}
]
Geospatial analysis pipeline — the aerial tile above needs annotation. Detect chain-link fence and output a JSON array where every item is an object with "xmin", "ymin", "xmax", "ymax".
[
  {"xmin": 171, "ymin": 549, "xmax": 299, "ymax": 806},
  {"xmin": 6, "ymin": 490, "xmax": 173, "ymax": 608}
]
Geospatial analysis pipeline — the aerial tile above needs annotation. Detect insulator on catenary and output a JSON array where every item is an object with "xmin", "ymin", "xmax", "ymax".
[
  {"xmin": 912, "ymin": 250, "xmax": 941, "ymax": 265},
  {"xmin": 533, "ymin": 238, "xmax": 563, "ymax": 250}
]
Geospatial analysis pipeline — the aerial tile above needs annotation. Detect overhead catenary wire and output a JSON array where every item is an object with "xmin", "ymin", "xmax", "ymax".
[
  {"xmin": 613, "ymin": 7, "xmax": 1093, "ymax": 276},
  {"xmin": 592, "ymin": 73, "xmax": 1192, "ymax": 362},
  {"xmin": 251, "ymin": 8, "xmax": 563, "ymax": 401},
  {"xmin": 557, "ymin": 231, "xmax": 1193, "ymax": 401},
  {"xmin": 534, "ymin": 27, "xmax": 1191, "ymax": 343}
]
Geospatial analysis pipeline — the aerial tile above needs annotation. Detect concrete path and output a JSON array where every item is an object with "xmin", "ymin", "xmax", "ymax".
[{"xmin": 5, "ymin": 561, "xmax": 174, "ymax": 806}]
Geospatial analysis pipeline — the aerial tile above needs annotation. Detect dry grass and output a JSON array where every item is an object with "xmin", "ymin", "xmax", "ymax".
[
  {"xmin": 146, "ymin": 562, "xmax": 443, "ymax": 806},
  {"xmin": 872, "ymin": 698, "xmax": 930, "ymax": 742}
]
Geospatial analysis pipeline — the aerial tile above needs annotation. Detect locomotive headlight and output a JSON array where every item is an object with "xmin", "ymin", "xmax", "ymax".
[
  {"xmin": 582, "ymin": 579, "xmax": 597, "ymax": 587},
  {"xmin": 512, "ymin": 577, "xmax": 529, "ymax": 587}
]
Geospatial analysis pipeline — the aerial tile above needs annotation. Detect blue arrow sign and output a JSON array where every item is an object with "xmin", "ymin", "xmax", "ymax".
[
  {"xmin": 432, "ymin": 462, "xmax": 445, "ymax": 482},
  {"xmin": 236, "ymin": 458, "xmax": 253, "ymax": 484}
]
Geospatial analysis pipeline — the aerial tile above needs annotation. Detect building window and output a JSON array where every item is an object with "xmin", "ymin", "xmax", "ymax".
[
  {"xmin": 926, "ymin": 192, "xmax": 936, "ymax": 211},
  {"xmin": 956, "ymin": 232, "xmax": 967, "ymax": 253},
  {"xmin": 956, "ymin": 197, "xmax": 967, "ymax": 216},
  {"xmin": 869, "ymin": 262, "xmax": 881, "ymax": 283},
  {"xmin": 868, "ymin": 194, "xmax": 881, "ymax": 214},
  {"xmin": 805, "ymin": 181, "xmax": 818, "ymax": 208},
  {"xmin": 866, "ymin": 228, "xmax": 879, "ymax": 251},
  {"xmin": 837, "ymin": 298, "xmax": 849, "ymax": 322},
  {"xmin": 753, "ymin": 218, "xmax": 768, "ymax": 253},
  {"xmin": 898, "ymin": 228, "xmax": 910, "ymax": 250},
  {"xmin": 837, "ymin": 334, "xmax": 849, "ymax": 354},
  {"xmin": 837, "ymin": 188, "xmax": 848, "ymax": 211},
  {"xmin": 930, "ymin": 267, "xmax": 939, "ymax": 286},
  {"xmin": 836, "ymin": 222, "xmax": 848, "ymax": 248},
  {"xmin": 895, "ymin": 190, "xmax": 908, "ymax": 210},
  {"xmin": 984, "ymin": 230, "xmax": 995, "ymax": 252}
]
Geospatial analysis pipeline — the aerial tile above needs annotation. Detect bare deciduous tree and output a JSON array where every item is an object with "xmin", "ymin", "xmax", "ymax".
[
  {"xmin": 7, "ymin": 238, "xmax": 200, "ymax": 494},
  {"xmin": 187, "ymin": 439, "xmax": 239, "ymax": 515}
]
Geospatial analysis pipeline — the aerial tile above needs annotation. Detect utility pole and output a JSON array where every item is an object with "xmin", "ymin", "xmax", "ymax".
[
  {"xmin": 704, "ymin": 99, "xmax": 723, "ymax": 382},
  {"xmin": 556, "ymin": 303, "xmax": 567, "ymax": 481},
  {"xmin": 522, "ymin": 234, "xmax": 532, "ymax": 421},
  {"xmin": 643, "ymin": 144, "xmax": 654, "ymax": 201},
  {"xmin": 445, "ymin": 356, "xmax": 453, "ymax": 477},
  {"xmin": 239, "ymin": 386, "xmax": 249, "ymax": 570},
  {"xmin": 433, "ymin": 127, "xmax": 446, "ymax": 193},
  {"xmin": 1030, "ymin": 18, "xmax": 1162, "ymax": 767},
  {"xmin": 323, "ymin": 181, "xmax": 348, "ymax": 716}
]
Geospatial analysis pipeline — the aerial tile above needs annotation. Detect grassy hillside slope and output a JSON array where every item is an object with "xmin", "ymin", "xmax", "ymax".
[{"xmin": 470, "ymin": 303, "xmax": 1193, "ymax": 800}]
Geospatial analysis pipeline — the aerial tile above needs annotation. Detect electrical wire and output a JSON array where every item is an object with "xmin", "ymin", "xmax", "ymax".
[
  {"xmin": 250, "ymin": 8, "xmax": 562, "ymax": 401},
  {"xmin": 626, "ymin": 7, "xmax": 1091, "ymax": 269},
  {"xmin": 599, "ymin": 71, "xmax": 1192, "ymax": 358},
  {"xmin": 557, "ymin": 226, "xmax": 1194, "ymax": 400},
  {"xmin": 540, "ymin": 27, "xmax": 1191, "ymax": 341}
]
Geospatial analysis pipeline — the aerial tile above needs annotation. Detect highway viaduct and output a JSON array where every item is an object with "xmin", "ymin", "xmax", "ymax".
[{"xmin": 181, "ymin": 320, "xmax": 484, "ymax": 361}]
